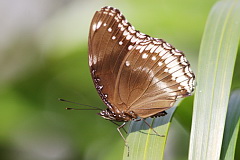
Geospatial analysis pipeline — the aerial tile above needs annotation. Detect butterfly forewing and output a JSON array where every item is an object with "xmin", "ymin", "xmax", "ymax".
[
  {"xmin": 89, "ymin": 7, "xmax": 134, "ymax": 105},
  {"xmin": 88, "ymin": 6, "xmax": 195, "ymax": 119}
]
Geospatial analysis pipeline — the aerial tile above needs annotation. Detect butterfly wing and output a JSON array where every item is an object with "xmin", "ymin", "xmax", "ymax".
[
  {"xmin": 88, "ymin": 6, "xmax": 143, "ymax": 111},
  {"xmin": 89, "ymin": 6, "xmax": 195, "ymax": 118},
  {"xmin": 116, "ymin": 39, "xmax": 195, "ymax": 118}
]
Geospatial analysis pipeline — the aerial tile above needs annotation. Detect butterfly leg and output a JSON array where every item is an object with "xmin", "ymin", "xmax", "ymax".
[
  {"xmin": 142, "ymin": 119, "xmax": 165, "ymax": 137},
  {"xmin": 150, "ymin": 111, "xmax": 168, "ymax": 118},
  {"xmin": 117, "ymin": 122, "xmax": 130, "ymax": 156},
  {"xmin": 110, "ymin": 120, "xmax": 127, "ymax": 133},
  {"xmin": 117, "ymin": 122, "xmax": 127, "ymax": 143}
]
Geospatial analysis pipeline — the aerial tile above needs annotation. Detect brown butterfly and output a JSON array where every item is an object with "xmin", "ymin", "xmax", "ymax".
[{"xmin": 85, "ymin": 6, "xmax": 196, "ymax": 151}]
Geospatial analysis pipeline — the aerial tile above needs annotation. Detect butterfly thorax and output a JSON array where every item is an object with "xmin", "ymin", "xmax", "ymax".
[{"xmin": 97, "ymin": 108, "xmax": 137, "ymax": 122}]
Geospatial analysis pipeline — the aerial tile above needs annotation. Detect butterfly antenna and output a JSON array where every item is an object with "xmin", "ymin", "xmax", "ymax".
[
  {"xmin": 58, "ymin": 98, "xmax": 102, "ymax": 111},
  {"xmin": 65, "ymin": 108, "xmax": 100, "ymax": 110}
]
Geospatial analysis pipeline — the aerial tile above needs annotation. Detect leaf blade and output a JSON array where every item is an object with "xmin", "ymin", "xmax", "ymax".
[
  {"xmin": 221, "ymin": 89, "xmax": 240, "ymax": 160},
  {"xmin": 122, "ymin": 107, "xmax": 176, "ymax": 160},
  {"xmin": 189, "ymin": 0, "xmax": 240, "ymax": 160}
]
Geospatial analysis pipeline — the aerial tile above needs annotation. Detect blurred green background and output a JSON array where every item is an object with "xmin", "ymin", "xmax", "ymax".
[{"xmin": 1, "ymin": 0, "xmax": 239, "ymax": 160}]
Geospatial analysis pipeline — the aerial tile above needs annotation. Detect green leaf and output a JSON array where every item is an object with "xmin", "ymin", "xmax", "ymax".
[
  {"xmin": 189, "ymin": 0, "xmax": 240, "ymax": 160},
  {"xmin": 221, "ymin": 89, "xmax": 240, "ymax": 159},
  {"xmin": 122, "ymin": 107, "xmax": 176, "ymax": 160}
]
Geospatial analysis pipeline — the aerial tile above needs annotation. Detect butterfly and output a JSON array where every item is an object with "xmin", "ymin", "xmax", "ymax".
[{"xmin": 88, "ymin": 6, "xmax": 195, "ymax": 145}]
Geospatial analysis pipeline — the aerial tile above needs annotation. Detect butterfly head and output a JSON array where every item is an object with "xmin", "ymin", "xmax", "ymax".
[{"xmin": 97, "ymin": 108, "xmax": 137, "ymax": 122}]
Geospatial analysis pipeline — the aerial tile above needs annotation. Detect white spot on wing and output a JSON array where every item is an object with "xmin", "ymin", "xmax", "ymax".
[
  {"xmin": 128, "ymin": 45, "xmax": 133, "ymax": 50},
  {"xmin": 152, "ymin": 77, "xmax": 159, "ymax": 84},
  {"xmin": 163, "ymin": 42, "xmax": 172, "ymax": 49},
  {"xmin": 123, "ymin": 30, "xmax": 129, "ymax": 36},
  {"xmin": 176, "ymin": 76, "xmax": 188, "ymax": 83},
  {"xmin": 136, "ymin": 45, "xmax": 142, "ymax": 50},
  {"xmin": 108, "ymin": 28, "xmax": 112, "ymax": 32},
  {"xmin": 151, "ymin": 56, "xmax": 156, "ymax": 61},
  {"xmin": 139, "ymin": 45, "xmax": 147, "ymax": 53},
  {"xmin": 155, "ymin": 46, "xmax": 164, "ymax": 53},
  {"xmin": 150, "ymin": 45, "xmax": 158, "ymax": 53},
  {"xmin": 165, "ymin": 56, "xmax": 175, "ymax": 64},
  {"xmin": 93, "ymin": 56, "xmax": 97, "ymax": 65},
  {"xmin": 158, "ymin": 61, "xmax": 163, "ymax": 66},
  {"xmin": 180, "ymin": 56, "xmax": 188, "ymax": 65},
  {"xmin": 112, "ymin": 36, "xmax": 116, "ymax": 40},
  {"xmin": 130, "ymin": 36, "xmax": 138, "ymax": 43},
  {"xmin": 125, "ymin": 61, "xmax": 130, "ymax": 66},
  {"xmin": 146, "ymin": 44, "xmax": 154, "ymax": 50},
  {"xmin": 96, "ymin": 21, "xmax": 102, "ymax": 29},
  {"xmin": 184, "ymin": 66, "xmax": 189, "ymax": 72},
  {"xmin": 161, "ymin": 52, "xmax": 171, "ymax": 59},
  {"xmin": 153, "ymin": 40, "xmax": 162, "ymax": 45},
  {"xmin": 126, "ymin": 34, "xmax": 132, "ymax": 40},
  {"xmin": 128, "ymin": 26, "xmax": 136, "ymax": 34},
  {"xmin": 175, "ymin": 49, "xmax": 182, "ymax": 53},
  {"xmin": 92, "ymin": 23, "xmax": 97, "ymax": 31},
  {"xmin": 122, "ymin": 20, "xmax": 128, "ymax": 26},
  {"xmin": 180, "ymin": 80, "xmax": 188, "ymax": 87},
  {"xmin": 172, "ymin": 49, "xmax": 182, "ymax": 55},
  {"xmin": 172, "ymin": 69, "xmax": 184, "ymax": 78},
  {"xmin": 159, "ymin": 49, "xmax": 168, "ymax": 57},
  {"xmin": 142, "ymin": 53, "xmax": 148, "ymax": 59},
  {"xmin": 166, "ymin": 59, "xmax": 179, "ymax": 68},
  {"xmin": 171, "ymin": 76, "xmax": 176, "ymax": 80},
  {"xmin": 182, "ymin": 61, "xmax": 188, "ymax": 66},
  {"xmin": 89, "ymin": 55, "xmax": 93, "ymax": 66},
  {"xmin": 118, "ymin": 23, "xmax": 123, "ymax": 28},
  {"xmin": 114, "ymin": 17, "xmax": 120, "ymax": 22},
  {"xmin": 119, "ymin": 41, "xmax": 123, "ymax": 45},
  {"xmin": 120, "ymin": 26, "xmax": 125, "ymax": 31},
  {"xmin": 139, "ymin": 32, "xmax": 146, "ymax": 38},
  {"xmin": 164, "ymin": 68, "xmax": 169, "ymax": 72},
  {"xmin": 169, "ymin": 65, "xmax": 182, "ymax": 73}
]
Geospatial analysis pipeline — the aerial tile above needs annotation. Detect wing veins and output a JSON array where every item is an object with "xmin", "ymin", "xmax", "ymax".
[
  {"xmin": 127, "ymin": 61, "xmax": 189, "ymax": 109},
  {"xmin": 93, "ymin": 13, "xmax": 112, "ymax": 71},
  {"xmin": 99, "ymin": 16, "xmax": 118, "ymax": 73}
]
